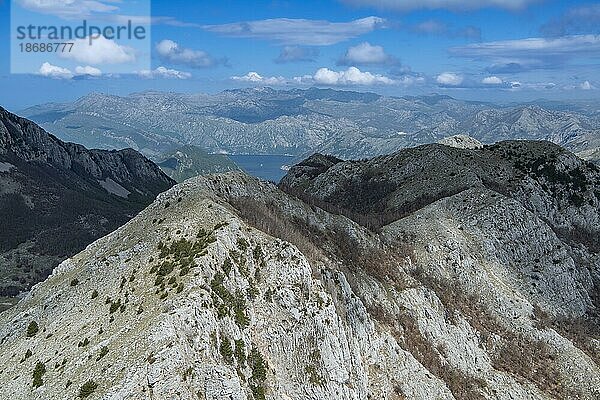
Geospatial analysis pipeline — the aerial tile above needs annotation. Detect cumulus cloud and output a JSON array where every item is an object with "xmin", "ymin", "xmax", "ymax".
[
  {"xmin": 74, "ymin": 65, "xmax": 102, "ymax": 77},
  {"xmin": 155, "ymin": 40, "xmax": 225, "ymax": 68},
  {"xmin": 275, "ymin": 46, "xmax": 319, "ymax": 63},
  {"xmin": 312, "ymin": 67, "xmax": 395, "ymax": 85},
  {"xmin": 204, "ymin": 16, "xmax": 386, "ymax": 45},
  {"xmin": 60, "ymin": 36, "xmax": 135, "ymax": 65},
  {"xmin": 482, "ymin": 76, "xmax": 503, "ymax": 84},
  {"xmin": 339, "ymin": 0, "xmax": 539, "ymax": 12},
  {"xmin": 137, "ymin": 66, "xmax": 192, "ymax": 79},
  {"xmin": 231, "ymin": 72, "xmax": 287, "ymax": 85},
  {"xmin": 229, "ymin": 67, "xmax": 396, "ymax": 86},
  {"xmin": 436, "ymin": 72, "xmax": 463, "ymax": 86},
  {"xmin": 39, "ymin": 62, "xmax": 103, "ymax": 79},
  {"xmin": 337, "ymin": 42, "xmax": 398, "ymax": 65},
  {"xmin": 580, "ymin": 81, "xmax": 595, "ymax": 90},
  {"xmin": 39, "ymin": 62, "xmax": 73, "ymax": 79}
]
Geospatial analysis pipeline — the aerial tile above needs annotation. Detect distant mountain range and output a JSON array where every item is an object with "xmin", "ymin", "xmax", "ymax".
[
  {"xmin": 0, "ymin": 107, "xmax": 174, "ymax": 296},
  {"xmin": 20, "ymin": 88, "xmax": 600, "ymax": 162}
]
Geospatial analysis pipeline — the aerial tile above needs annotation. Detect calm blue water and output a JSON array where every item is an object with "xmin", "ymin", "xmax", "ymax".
[{"xmin": 230, "ymin": 154, "xmax": 296, "ymax": 183}]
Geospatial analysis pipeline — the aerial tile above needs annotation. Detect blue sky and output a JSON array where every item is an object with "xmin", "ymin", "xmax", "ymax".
[{"xmin": 0, "ymin": 0, "xmax": 599, "ymax": 110}]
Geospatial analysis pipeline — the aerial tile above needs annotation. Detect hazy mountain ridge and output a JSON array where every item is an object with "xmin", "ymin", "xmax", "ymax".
[
  {"xmin": 21, "ymin": 88, "xmax": 600, "ymax": 160},
  {"xmin": 0, "ymin": 107, "xmax": 175, "ymax": 296},
  {"xmin": 0, "ymin": 141, "xmax": 598, "ymax": 399}
]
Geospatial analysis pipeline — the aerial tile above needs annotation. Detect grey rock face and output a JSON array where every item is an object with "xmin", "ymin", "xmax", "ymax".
[
  {"xmin": 0, "ymin": 107, "xmax": 175, "ymax": 296},
  {"xmin": 438, "ymin": 134, "xmax": 483, "ymax": 149}
]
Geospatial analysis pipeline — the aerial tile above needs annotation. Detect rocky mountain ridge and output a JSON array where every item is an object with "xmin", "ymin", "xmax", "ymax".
[
  {"xmin": 0, "ymin": 140, "xmax": 598, "ymax": 399},
  {"xmin": 0, "ymin": 107, "xmax": 175, "ymax": 296}
]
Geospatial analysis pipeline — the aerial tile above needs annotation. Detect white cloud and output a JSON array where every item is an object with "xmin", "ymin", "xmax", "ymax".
[
  {"xmin": 230, "ymin": 67, "xmax": 396, "ymax": 86},
  {"xmin": 75, "ymin": 65, "xmax": 102, "ymax": 77},
  {"xmin": 436, "ymin": 72, "xmax": 463, "ymax": 86},
  {"xmin": 60, "ymin": 36, "xmax": 135, "ymax": 65},
  {"xmin": 451, "ymin": 34, "xmax": 600, "ymax": 72},
  {"xmin": 339, "ymin": 0, "xmax": 538, "ymax": 11},
  {"xmin": 204, "ymin": 16, "xmax": 386, "ymax": 45},
  {"xmin": 156, "ymin": 40, "xmax": 224, "ymax": 68},
  {"xmin": 16, "ymin": 0, "xmax": 118, "ymax": 19},
  {"xmin": 338, "ymin": 42, "xmax": 397, "ymax": 65},
  {"xmin": 452, "ymin": 35, "xmax": 600, "ymax": 58},
  {"xmin": 482, "ymin": 76, "xmax": 503, "ymax": 84},
  {"xmin": 137, "ymin": 66, "xmax": 192, "ymax": 79},
  {"xmin": 580, "ymin": 80, "xmax": 595, "ymax": 90},
  {"xmin": 231, "ymin": 72, "xmax": 287, "ymax": 85},
  {"xmin": 38, "ymin": 62, "xmax": 73, "ymax": 79},
  {"xmin": 39, "ymin": 62, "xmax": 107, "ymax": 79},
  {"xmin": 312, "ymin": 67, "xmax": 395, "ymax": 85}
]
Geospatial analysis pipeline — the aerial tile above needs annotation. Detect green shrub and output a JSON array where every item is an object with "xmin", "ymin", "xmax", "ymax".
[
  {"xmin": 70, "ymin": 278, "xmax": 79, "ymax": 286},
  {"xmin": 157, "ymin": 262, "xmax": 174, "ymax": 276},
  {"xmin": 219, "ymin": 339, "xmax": 234, "ymax": 364},
  {"xmin": 78, "ymin": 380, "xmax": 98, "ymax": 398},
  {"xmin": 32, "ymin": 362, "xmax": 45, "ymax": 388},
  {"xmin": 237, "ymin": 237, "xmax": 249, "ymax": 251},
  {"xmin": 27, "ymin": 321, "xmax": 39, "ymax": 337},
  {"xmin": 214, "ymin": 222, "xmax": 228, "ymax": 230},
  {"xmin": 109, "ymin": 300, "xmax": 121, "ymax": 314},
  {"xmin": 252, "ymin": 244, "xmax": 263, "ymax": 261},
  {"xmin": 264, "ymin": 288, "xmax": 273, "ymax": 303},
  {"xmin": 96, "ymin": 346, "xmax": 108, "ymax": 361},
  {"xmin": 222, "ymin": 258, "xmax": 233, "ymax": 275},
  {"xmin": 182, "ymin": 366, "xmax": 193, "ymax": 381},
  {"xmin": 249, "ymin": 347, "xmax": 268, "ymax": 399},
  {"xmin": 233, "ymin": 293, "xmax": 249, "ymax": 328},
  {"xmin": 250, "ymin": 384, "xmax": 266, "ymax": 400},
  {"xmin": 249, "ymin": 348, "xmax": 267, "ymax": 383},
  {"xmin": 305, "ymin": 365, "xmax": 324, "ymax": 386},
  {"xmin": 234, "ymin": 339, "xmax": 246, "ymax": 366},
  {"xmin": 91, "ymin": 290, "xmax": 98, "ymax": 299}
]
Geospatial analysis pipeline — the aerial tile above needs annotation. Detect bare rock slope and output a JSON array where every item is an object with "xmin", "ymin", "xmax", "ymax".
[{"xmin": 0, "ymin": 141, "xmax": 599, "ymax": 399}]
